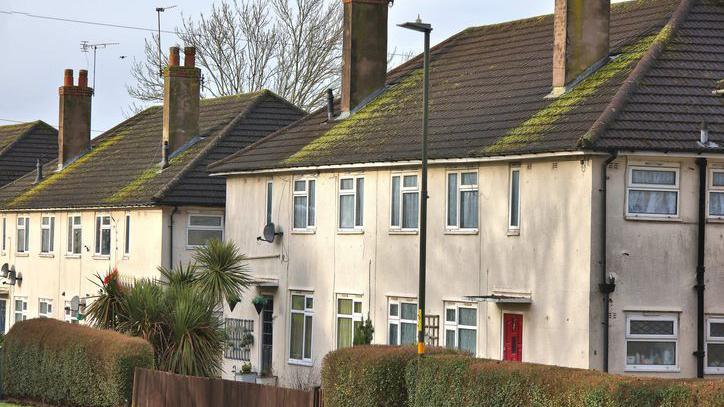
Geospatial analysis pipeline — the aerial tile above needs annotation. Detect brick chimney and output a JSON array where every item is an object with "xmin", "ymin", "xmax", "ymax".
[
  {"xmin": 552, "ymin": 0, "xmax": 610, "ymax": 95},
  {"xmin": 163, "ymin": 46, "xmax": 200, "ymax": 161},
  {"xmin": 340, "ymin": 0, "xmax": 390, "ymax": 114},
  {"xmin": 58, "ymin": 69, "xmax": 92, "ymax": 169}
]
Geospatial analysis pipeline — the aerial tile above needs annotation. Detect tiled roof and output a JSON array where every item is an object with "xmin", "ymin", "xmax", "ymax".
[
  {"xmin": 210, "ymin": 0, "xmax": 724, "ymax": 174},
  {"xmin": 0, "ymin": 91, "xmax": 304, "ymax": 210},
  {"xmin": 0, "ymin": 121, "xmax": 57, "ymax": 188}
]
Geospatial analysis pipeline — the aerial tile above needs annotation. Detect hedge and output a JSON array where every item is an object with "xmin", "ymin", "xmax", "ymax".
[{"xmin": 2, "ymin": 318, "xmax": 154, "ymax": 407}]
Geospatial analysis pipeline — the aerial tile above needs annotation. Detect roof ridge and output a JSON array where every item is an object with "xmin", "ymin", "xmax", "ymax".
[{"xmin": 579, "ymin": 0, "xmax": 696, "ymax": 149}]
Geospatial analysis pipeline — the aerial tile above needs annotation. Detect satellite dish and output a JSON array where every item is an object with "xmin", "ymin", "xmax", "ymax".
[
  {"xmin": 70, "ymin": 296, "xmax": 80, "ymax": 313},
  {"xmin": 1, "ymin": 263, "xmax": 8, "ymax": 278},
  {"xmin": 257, "ymin": 223, "xmax": 283, "ymax": 243}
]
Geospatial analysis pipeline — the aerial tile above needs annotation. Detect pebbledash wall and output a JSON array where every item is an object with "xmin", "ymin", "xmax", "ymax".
[
  {"xmin": 221, "ymin": 152, "xmax": 724, "ymax": 385},
  {"xmin": 0, "ymin": 206, "xmax": 223, "ymax": 328}
]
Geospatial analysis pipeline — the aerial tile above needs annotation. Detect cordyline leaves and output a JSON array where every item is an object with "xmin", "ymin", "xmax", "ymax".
[{"xmin": 86, "ymin": 239, "xmax": 251, "ymax": 378}]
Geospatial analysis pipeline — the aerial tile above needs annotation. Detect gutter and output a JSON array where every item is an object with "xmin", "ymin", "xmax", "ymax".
[
  {"xmin": 599, "ymin": 151, "xmax": 618, "ymax": 373},
  {"xmin": 695, "ymin": 157, "xmax": 707, "ymax": 378}
]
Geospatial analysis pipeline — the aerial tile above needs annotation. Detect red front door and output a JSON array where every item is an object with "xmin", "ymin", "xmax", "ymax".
[{"xmin": 503, "ymin": 314, "xmax": 523, "ymax": 362}]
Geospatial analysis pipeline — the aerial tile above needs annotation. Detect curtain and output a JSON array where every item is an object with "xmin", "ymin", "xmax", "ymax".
[
  {"xmin": 447, "ymin": 173, "xmax": 457, "ymax": 226},
  {"xmin": 458, "ymin": 308, "xmax": 477, "ymax": 326},
  {"xmin": 458, "ymin": 328, "xmax": 476, "ymax": 354},
  {"xmin": 460, "ymin": 191, "xmax": 478, "ymax": 228},
  {"xmin": 391, "ymin": 177, "xmax": 400, "ymax": 226},
  {"xmin": 402, "ymin": 192, "xmax": 419, "ymax": 228},
  {"xmin": 401, "ymin": 322, "xmax": 416, "ymax": 345},
  {"xmin": 337, "ymin": 317, "xmax": 352, "ymax": 348},
  {"xmin": 510, "ymin": 170, "xmax": 520, "ymax": 226},
  {"xmin": 304, "ymin": 315, "xmax": 313, "ymax": 359},
  {"xmin": 339, "ymin": 195, "xmax": 354, "ymax": 228},
  {"xmin": 356, "ymin": 178, "xmax": 364, "ymax": 226},
  {"xmin": 308, "ymin": 181, "xmax": 316, "ymax": 226},
  {"xmin": 446, "ymin": 329, "xmax": 456, "ymax": 349},
  {"xmin": 294, "ymin": 196, "xmax": 307, "ymax": 228},
  {"xmin": 389, "ymin": 323, "xmax": 398, "ymax": 345},
  {"xmin": 628, "ymin": 190, "xmax": 677, "ymax": 215},
  {"xmin": 711, "ymin": 192, "xmax": 724, "ymax": 216},
  {"xmin": 290, "ymin": 313, "xmax": 304, "ymax": 359}
]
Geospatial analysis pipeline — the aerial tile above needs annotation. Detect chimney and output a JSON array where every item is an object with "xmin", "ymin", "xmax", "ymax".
[
  {"xmin": 58, "ymin": 69, "xmax": 93, "ymax": 169},
  {"xmin": 341, "ymin": 0, "xmax": 390, "ymax": 113},
  {"xmin": 163, "ymin": 46, "xmax": 200, "ymax": 162},
  {"xmin": 552, "ymin": 0, "xmax": 610, "ymax": 95}
]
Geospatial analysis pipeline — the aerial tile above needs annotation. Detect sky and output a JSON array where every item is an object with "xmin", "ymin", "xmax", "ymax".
[{"xmin": 0, "ymin": 0, "xmax": 627, "ymax": 135}]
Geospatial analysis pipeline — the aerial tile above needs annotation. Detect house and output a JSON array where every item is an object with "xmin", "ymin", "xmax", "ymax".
[
  {"xmin": 0, "ymin": 121, "xmax": 58, "ymax": 188},
  {"xmin": 209, "ymin": 0, "xmax": 724, "ymax": 384},
  {"xmin": 0, "ymin": 49, "xmax": 304, "ymax": 333}
]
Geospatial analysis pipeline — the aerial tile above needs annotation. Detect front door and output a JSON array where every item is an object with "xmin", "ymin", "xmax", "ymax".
[
  {"xmin": 503, "ymin": 313, "xmax": 523, "ymax": 362},
  {"xmin": 260, "ymin": 296, "xmax": 273, "ymax": 375}
]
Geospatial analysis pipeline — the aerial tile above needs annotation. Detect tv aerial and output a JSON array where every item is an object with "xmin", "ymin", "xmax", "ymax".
[
  {"xmin": 156, "ymin": 5, "xmax": 178, "ymax": 77},
  {"xmin": 80, "ymin": 41, "xmax": 120, "ymax": 92}
]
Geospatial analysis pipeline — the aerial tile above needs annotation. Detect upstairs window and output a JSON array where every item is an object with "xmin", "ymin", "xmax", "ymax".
[
  {"xmin": 67, "ymin": 215, "xmax": 82, "ymax": 255},
  {"xmin": 40, "ymin": 216, "xmax": 55, "ymax": 253},
  {"xmin": 709, "ymin": 170, "xmax": 724, "ymax": 218},
  {"xmin": 706, "ymin": 316, "xmax": 724, "ymax": 374},
  {"xmin": 339, "ymin": 177, "xmax": 364, "ymax": 230},
  {"xmin": 627, "ymin": 167, "xmax": 679, "ymax": 217},
  {"xmin": 289, "ymin": 293, "xmax": 313, "ymax": 363},
  {"xmin": 509, "ymin": 166, "xmax": 521, "ymax": 230},
  {"xmin": 446, "ymin": 171, "xmax": 478, "ymax": 230},
  {"xmin": 124, "ymin": 214, "xmax": 131, "ymax": 256},
  {"xmin": 95, "ymin": 215, "xmax": 111, "ymax": 256},
  {"xmin": 444, "ymin": 304, "xmax": 478, "ymax": 355},
  {"xmin": 388, "ymin": 299, "xmax": 417, "ymax": 345},
  {"xmin": 293, "ymin": 179, "xmax": 316, "ymax": 230},
  {"xmin": 391, "ymin": 174, "xmax": 419, "ymax": 230},
  {"xmin": 39, "ymin": 298, "xmax": 53, "ymax": 318},
  {"xmin": 187, "ymin": 215, "xmax": 223, "ymax": 247},
  {"xmin": 336, "ymin": 296, "xmax": 363, "ymax": 348},
  {"xmin": 16, "ymin": 217, "xmax": 29, "ymax": 253},
  {"xmin": 625, "ymin": 312, "xmax": 678, "ymax": 372}
]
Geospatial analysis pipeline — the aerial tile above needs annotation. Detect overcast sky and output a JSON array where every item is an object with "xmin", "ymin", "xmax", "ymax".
[{"xmin": 0, "ymin": 0, "xmax": 627, "ymax": 135}]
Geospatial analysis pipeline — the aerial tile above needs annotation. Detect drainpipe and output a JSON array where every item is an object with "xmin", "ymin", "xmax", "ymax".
[
  {"xmin": 599, "ymin": 151, "xmax": 618, "ymax": 372},
  {"xmin": 169, "ymin": 206, "xmax": 178, "ymax": 267},
  {"xmin": 695, "ymin": 157, "xmax": 707, "ymax": 378}
]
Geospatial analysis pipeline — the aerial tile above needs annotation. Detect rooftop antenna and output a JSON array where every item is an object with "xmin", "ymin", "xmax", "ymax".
[
  {"xmin": 156, "ymin": 5, "xmax": 178, "ymax": 77},
  {"xmin": 80, "ymin": 41, "xmax": 119, "ymax": 93}
]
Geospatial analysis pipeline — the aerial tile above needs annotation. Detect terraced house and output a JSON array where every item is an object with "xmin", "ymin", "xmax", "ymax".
[
  {"xmin": 209, "ymin": 0, "xmax": 724, "ymax": 384},
  {"xmin": 0, "ymin": 49, "xmax": 303, "ymax": 331}
]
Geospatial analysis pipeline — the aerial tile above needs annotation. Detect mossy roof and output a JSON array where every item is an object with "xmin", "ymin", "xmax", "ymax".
[
  {"xmin": 0, "ymin": 120, "xmax": 57, "ymax": 188},
  {"xmin": 211, "ymin": 0, "xmax": 724, "ymax": 174},
  {"xmin": 0, "ymin": 91, "xmax": 304, "ymax": 210}
]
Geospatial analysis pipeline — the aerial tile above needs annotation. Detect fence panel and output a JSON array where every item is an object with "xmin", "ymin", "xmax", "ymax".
[{"xmin": 132, "ymin": 368, "xmax": 318, "ymax": 407}]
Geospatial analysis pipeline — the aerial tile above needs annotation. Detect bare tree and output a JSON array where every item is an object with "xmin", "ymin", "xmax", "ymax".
[{"xmin": 126, "ymin": 0, "xmax": 342, "ymax": 112}]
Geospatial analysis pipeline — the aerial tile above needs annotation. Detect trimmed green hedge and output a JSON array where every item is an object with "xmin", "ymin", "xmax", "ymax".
[
  {"xmin": 2, "ymin": 318, "xmax": 154, "ymax": 407},
  {"xmin": 321, "ymin": 346, "xmax": 724, "ymax": 407}
]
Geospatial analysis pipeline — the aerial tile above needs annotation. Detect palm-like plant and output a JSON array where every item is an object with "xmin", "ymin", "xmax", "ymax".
[
  {"xmin": 193, "ymin": 239, "xmax": 253, "ymax": 306},
  {"xmin": 86, "ymin": 268, "xmax": 126, "ymax": 329}
]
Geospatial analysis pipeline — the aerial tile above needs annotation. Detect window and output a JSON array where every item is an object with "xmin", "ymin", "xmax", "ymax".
[
  {"xmin": 336, "ymin": 296, "xmax": 363, "ymax": 348},
  {"xmin": 625, "ymin": 312, "xmax": 678, "ymax": 371},
  {"xmin": 124, "ymin": 214, "xmax": 131, "ymax": 255},
  {"xmin": 446, "ymin": 171, "xmax": 478, "ymax": 230},
  {"xmin": 626, "ymin": 167, "xmax": 679, "ymax": 217},
  {"xmin": 64, "ymin": 301, "xmax": 78, "ymax": 323},
  {"xmin": 187, "ymin": 215, "xmax": 223, "ymax": 247},
  {"xmin": 16, "ymin": 217, "xmax": 29, "ymax": 253},
  {"xmin": 289, "ymin": 293, "xmax": 313, "ymax": 363},
  {"xmin": 67, "ymin": 215, "xmax": 82, "ymax": 255},
  {"xmin": 293, "ymin": 179, "xmax": 316, "ymax": 230},
  {"xmin": 509, "ymin": 166, "xmax": 521, "ymax": 229},
  {"xmin": 444, "ymin": 304, "xmax": 478, "ymax": 355},
  {"xmin": 706, "ymin": 316, "xmax": 724, "ymax": 374},
  {"xmin": 40, "ymin": 216, "xmax": 55, "ymax": 253},
  {"xmin": 95, "ymin": 215, "xmax": 111, "ymax": 256},
  {"xmin": 266, "ymin": 181, "xmax": 273, "ymax": 225},
  {"xmin": 391, "ymin": 174, "xmax": 419, "ymax": 230},
  {"xmin": 339, "ymin": 177, "xmax": 364, "ymax": 230},
  {"xmin": 388, "ymin": 299, "xmax": 417, "ymax": 345},
  {"xmin": 39, "ymin": 298, "xmax": 53, "ymax": 318},
  {"xmin": 2, "ymin": 217, "xmax": 6, "ymax": 252},
  {"xmin": 709, "ymin": 170, "xmax": 724, "ymax": 218},
  {"xmin": 14, "ymin": 297, "xmax": 27, "ymax": 323}
]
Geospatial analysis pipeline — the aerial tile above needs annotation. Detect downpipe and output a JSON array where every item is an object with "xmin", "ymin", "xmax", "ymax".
[
  {"xmin": 599, "ymin": 152, "xmax": 617, "ymax": 372},
  {"xmin": 695, "ymin": 158, "xmax": 706, "ymax": 378}
]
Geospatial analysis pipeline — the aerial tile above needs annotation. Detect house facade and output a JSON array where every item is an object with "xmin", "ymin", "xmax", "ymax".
[
  {"xmin": 210, "ymin": 0, "xmax": 724, "ymax": 384},
  {"xmin": 0, "ymin": 52, "xmax": 304, "ymax": 333}
]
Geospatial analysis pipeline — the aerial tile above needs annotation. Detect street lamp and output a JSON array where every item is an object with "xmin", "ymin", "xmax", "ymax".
[{"xmin": 398, "ymin": 17, "xmax": 432, "ymax": 356}]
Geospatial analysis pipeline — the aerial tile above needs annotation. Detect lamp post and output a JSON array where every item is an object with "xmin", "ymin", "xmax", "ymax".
[{"xmin": 398, "ymin": 17, "xmax": 432, "ymax": 356}]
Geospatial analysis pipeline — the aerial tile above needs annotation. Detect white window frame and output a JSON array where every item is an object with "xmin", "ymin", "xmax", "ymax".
[
  {"xmin": 444, "ymin": 303, "xmax": 478, "ymax": 355},
  {"xmin": 16, "ymin": 216, "xmax": 29, "ymax": 253},
  {"xmin": 67, "ymin": 215, "xmax": 82, "ymax": 255},
  {"xmin": 124, "ymin": 213, "xmax": 131, "ymax": 256},
  {"xmin": 390, "ymin": 173, "xmax": 420, "ymax": 231},
  {"xmin": 38, "ymin": 298, "xmax": 53, "ymax": 318},
  {"xmin": 186, "ymin": 214, "xmax": 224, "ymax": 248},
  {"xmin": 338, "ymin": 176, "xmax": 364, "ymax": 230},
  {"xmin": 94, "ymin": 214, "xmax": 112, "ymax": 256},
  {"xmin": 14, "ymin": 296, "xmax": 27, "ymax": 323},
  {"xmin": 64, "ymin": 300, "xmax": 79, "ymax": 323},
  {"xmin": 40, "ymin": 215, "xmax": 55, "ymax": 254},
  {"xmin": 625, "ymin": 312, "xmax": 679, "ymax": 372},
  {"xmin": 446, "ymin": 170, "xmax": 479, "ymax": 231},
  {"xmin": 336, "ymin": 295, "xmax": 363, "ymax": 349},
  {"xmin": 708, "ymin": 169, "xmax": 724, "ymax": 219},
  {"xmin": 625, "ymin": 166, "xmax": 680, "ymax": 219},
  {"xmin": 705, "ymin": 316, "xmax": 724, "ymax": 374},
  {"xmin": 265, "ymin": 180, "xmax": 273, "ymax": 225},
  {"xmin": 509, "ymin": 166, "xmax": 521, "ymax": 230},
  {"xmin": 289, "ymin": 292, "xmax": 314, "ymax": 364},
  {"xmin": 388, "ymin": 298, "xmax": 418, "ymax": 345},
  {"xmin": 292, "ymin": 178, "xmax": 316, "ymax": 231}
]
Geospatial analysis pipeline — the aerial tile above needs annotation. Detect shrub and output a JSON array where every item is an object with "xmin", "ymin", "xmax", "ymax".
[{"xmin": 2, "ymin": 318, "xmax": 154, "ymax": 407}]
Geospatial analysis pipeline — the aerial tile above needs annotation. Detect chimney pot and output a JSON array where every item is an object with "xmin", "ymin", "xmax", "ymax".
[
  {"xmin": 78, "ymin": 70, "xmax": 88, "ymax": 88},
  {"xmin": 169, "ymin": 46, "xmax": 180, "ymax": 67},
  {"xmin": 184, "ymin": 47, "xmax": 196, "ymax": 68},
  {"xmin": 64, "ymin": 69, "xmax": 74, "ymax": 87}
]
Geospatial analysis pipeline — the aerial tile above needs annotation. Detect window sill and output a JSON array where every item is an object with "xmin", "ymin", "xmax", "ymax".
[
  {"xmin": 15, "ymin": 252, "xmax": 29, "ymax": 257},
  {"xmin": 65, "ymin": 254, "xmax": 81, "ymax": 259},
  {"xmin": 707, "ymin": 217, "xmax": 724, "ymax": 223},
  {"xmin": 705, "ymin": 369, "xmax": 724, "ymax": 375},
  {"xmin": 624, "ymin": 367, "xmax": 680, "ymax": 373},
  {"xmin": 122, "ymin": 255, "xmax": 130, "ymax": 260},
  {"xmin": 625, "ymin": 215, "xmax": 682, "ymax": 222},
  {"xmin": 389, "ymin": 230, "xmax": 418, "ymax": 235},
  {"xmin": 444, "ymin": 229, "xmax": 478, "ymax": 235},
  {"xmin": 290, "ymin": 229, "xmax": 316, "ymax": 235},
  {"xmin": 287, "ymin": 359, "xmax": 313, "ymax": 367},
  {"xmin": 337, "ymin": 229, "xmax": 364, "ymax": 235},
  {"xmin": 507, "ymin": 229, "xmax": 520, "ymax": 236},
  {"xmin": 92, "ymin": 255, "xmax": 110, "ymax": 260},
  {"xmin": 38, "ymin": 253, "xmax": 55, "ymax": 258}
]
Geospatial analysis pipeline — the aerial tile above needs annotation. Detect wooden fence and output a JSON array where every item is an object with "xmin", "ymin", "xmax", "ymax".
[{"xmin": 132, "ymin": 368, "xmax": 322, "ymax": 407}]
